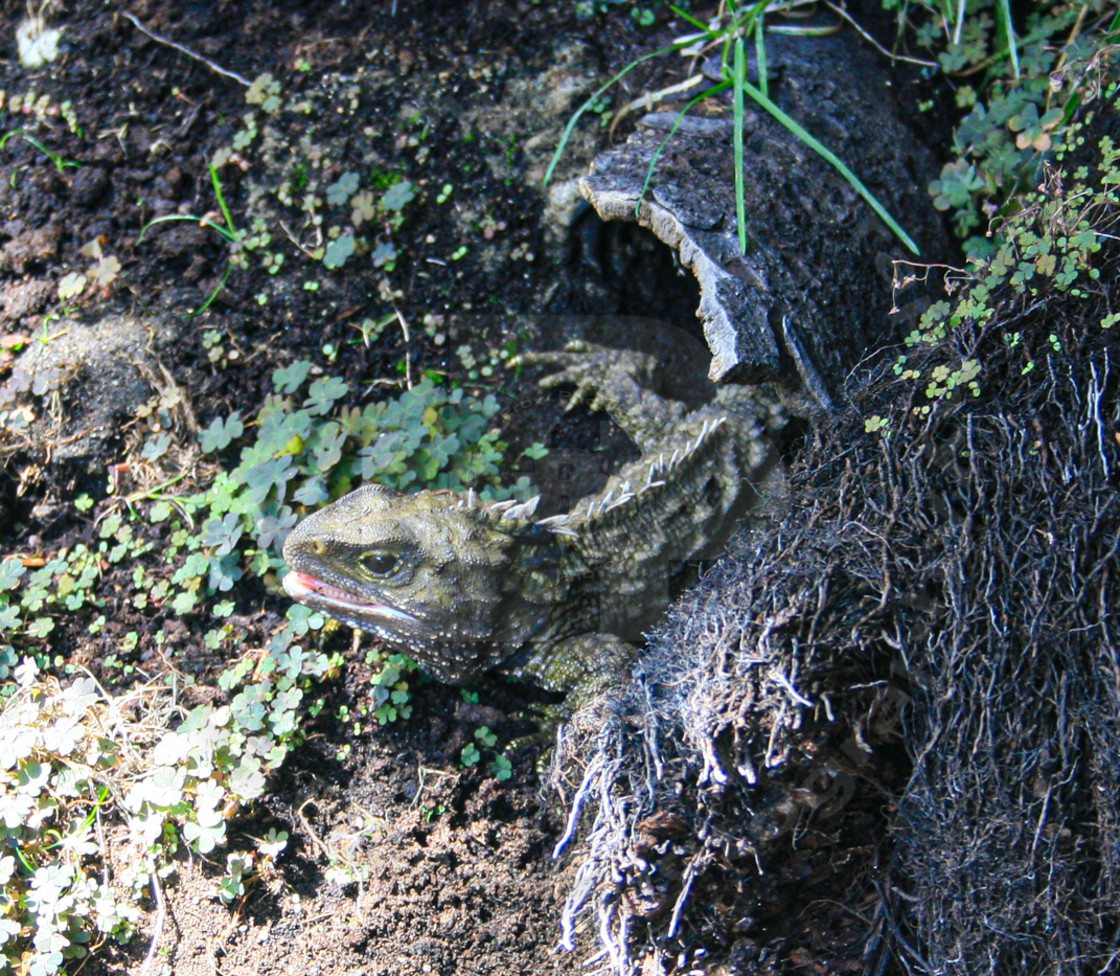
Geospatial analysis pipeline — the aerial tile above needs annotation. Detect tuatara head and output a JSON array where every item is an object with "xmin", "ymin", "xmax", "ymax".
[{"xmin": 282, "ymin": 484, "xmax": 560, "ymax": 684}]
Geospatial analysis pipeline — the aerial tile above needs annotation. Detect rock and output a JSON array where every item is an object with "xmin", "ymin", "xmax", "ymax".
[
  {"xmin": 579, "ymin": 29, "xmax": 946, "ymax": 403},
  {"xmin": 67, "ymin": 165, "xmax": 109, "ymax": 208},
  {"xmin": 0, "ymin": 302, "xmax": 191, "ymax": 476},
  {"xmin": 0, "ymin": 222, "xmax": 62, "ymax": 273},
  {"xmin": 1, "ymin": 278, "xmax": 54, "ymax": 325}
]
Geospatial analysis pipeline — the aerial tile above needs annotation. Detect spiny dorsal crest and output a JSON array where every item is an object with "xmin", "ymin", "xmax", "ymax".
[
  {"xmin": 453, "ymin": 489, "xmax": 555, "ymax": 530},
  {"xmin": 567, "ymin": 414, "xmax": 727, "ymax": 523},
  {"xmin": 454, "ymin": 412, "xmax": 728, "ymax": 540}
]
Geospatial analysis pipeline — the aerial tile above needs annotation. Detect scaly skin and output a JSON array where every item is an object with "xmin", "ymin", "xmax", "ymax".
[{"xmin": 282, "ymin": 342, "xmax": 786, "ymax": 707}]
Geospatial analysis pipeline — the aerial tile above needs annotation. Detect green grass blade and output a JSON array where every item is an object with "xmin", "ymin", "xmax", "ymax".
[
  {"xmin": 2, "ymin": 131, "xmax": 80, "ymax": 171},
  {"xmin": 669, "ymin": 4, "xmax": 709, "ymax": 32},
  {"xmin": 544, "ymin": 38, "xmax": 711, "ymax": 186},
  {"xmin": 138, "ymin": 213, "xmax": 237, "ymax": 245},
  {"xmin": 740, "ymin": 79, "xmax": 921, "ymax": 256},
  {"xmin": 753, "ymin": 18, "xmax": 768, "ymax": 100},
  {"xmin": 733, "ymin": 37, "xmax": 748, "ymax": 255},
  {"xmin": 190, "ymin": 263, "xmax": 233, "ymax": 317},
  {"xmin": 209, "ymin": 165, "xmax": 239, "ymax": 237},
  {"xmin": 951, "ymin": 0, "xmax": 967, "ymax": 45},
  {"xmin": 19, "ymin": 134, "xmax": 80, "ymax": 172},
  {"xmin": 633, "ymin": 81, "xmax": 731, "ymax": 217},
  {"xmin": 994, "ymin": 0, "xmax": 1019, "ymax": 80}
]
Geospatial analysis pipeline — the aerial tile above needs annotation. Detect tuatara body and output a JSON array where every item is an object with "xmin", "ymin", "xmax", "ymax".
[{"xmin": 282, "ymin": 343, "xmax": 786, "ymax": 706}]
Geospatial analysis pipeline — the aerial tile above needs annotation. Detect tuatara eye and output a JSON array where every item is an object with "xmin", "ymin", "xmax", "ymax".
[{"xmin": 360, "ymin": 551, "xmax": 398, "ymax": 577}]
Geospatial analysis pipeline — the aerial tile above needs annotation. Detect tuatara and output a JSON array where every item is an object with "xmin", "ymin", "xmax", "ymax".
[{"xmin": 282, "ymin": 342, "xmax": 786, "ymax": 707}]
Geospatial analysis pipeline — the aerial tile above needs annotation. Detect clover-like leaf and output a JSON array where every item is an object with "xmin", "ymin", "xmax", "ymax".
[
  {"xmin": 1009, "ymin": 103, "xmax": 1064, "ymax": 152},
  {"xmin": 491, "ymin": 755, "xmax": 513, "ymax": 781},
  {"xmin": 138, "ymin": 765, "xmax": 186, "ymax": 809},
  {"xmin": 171, "ymin": 590, "xmax": 199, "ymax": 615},
  {"xmin": 218, "ymin": 873, "xmax": 245, "ymax": 905},
  {"xmin": 246, "ymin": 72, "xmax": 280, "ymax": 106},
  {"xmin": 351, "ymin": 190, "xmax": 376, "ymax": 226},
  {"xmin": 326, "ymin": 172, "xmax": 360, "ymax": 206},
  {"xmin": 304, "ymin": 376, "xmax": 349, "ymax": 415},
  {"xmin": 929, "ymin": 161, "xmax": 986, "ymax": 212},
  {"xmin": 202, "ymin": 513, "xmax": 244, "ymax": 556},
  {"xmin": 372, "ymin": 240, "xmax": 398, "ymax": 268},
  {"xmin": 322, "ymin": 233, "xmax": 356, "ymax": 269},
  {"xmin": 272, "ymin": 360, "xmax": 312, "ymax": 393},
  {"xmin": 230, "ymin": 687, "xmax": 268, "ymax": 733},
  {"xmin": 309, "ymin": 422, "xmax": 347, "ymax": 470},
  {"xmin": 0, "ymin": 557, "xmax": 26, "ymax": 592},
  {"xmin": 200, "ymin": 412, "xmax": 245, "ymax": 453},
  {"xmin": 27, "ymin": 616, "xmax": 54, "ymax": 639},
  {"xmin": 380, "ymin": 180, "xmax": 417, "ymax": 211},
  {"xmin": 57, "ymin": 271, "xmax": 88, "ymax": 301},
  {"xmin": 244, "ymin": 456, "xmax": 297, "ymax": 506},
  {"xmin": 91, "ymin": 255, "xmax": 122, "ymax": 289},
  {"xmin": 258, "ymin": 828, "xmax": 289, "ymax": 858},
  {"xmin": 255, "ymin": 506, "xmax": 298, "ymax": 549},
  {"xmin": 292, "ymin": 477, "xmax": 329, "ymax": 507},
  {"xmin": 183, "ymin": 806, "xmax": 227, "ymax": 854},
  {"xmin": 141, "ymin": 432, "xmax": 171, "ymax": 462},
  {"xmin": 230, "ymin": 756, "xmax": 267, "ymax": 800},
  {"xmin": 208, "ymin": 553, "xmax": 243, "ymax": 593},
  {"xmin": 0, "ymin": 915, "xmax": 21, "ymax": 945}
]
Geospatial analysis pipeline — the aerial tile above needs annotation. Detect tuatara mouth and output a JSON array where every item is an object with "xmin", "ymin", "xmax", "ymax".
[{"xmin": 282, "ymin": 571, "xmax": 420, "ymax": 624}]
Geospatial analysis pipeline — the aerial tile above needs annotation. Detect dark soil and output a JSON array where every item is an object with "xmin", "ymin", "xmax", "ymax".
[{"xmin": 0, "ymin": 2, "xmax": 926, "ymax": 975}]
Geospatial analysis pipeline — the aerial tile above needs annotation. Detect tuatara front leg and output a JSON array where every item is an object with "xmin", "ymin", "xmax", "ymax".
[
  {"xmin": 503, "ymin": 631, "xmax": 635, "ymax": 742},
  {"xmin": 508, "ymin": 631, "xmax": 634, "ymax": 700},
  {"xmin": 511, "ymin": 340, "xmax": 687, "ymax": 452}
]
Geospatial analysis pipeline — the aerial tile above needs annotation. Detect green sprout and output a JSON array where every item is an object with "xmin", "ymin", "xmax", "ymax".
[{"xmin": 138, "ymin": 165, "xmax": 241, "ymax": 314}]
